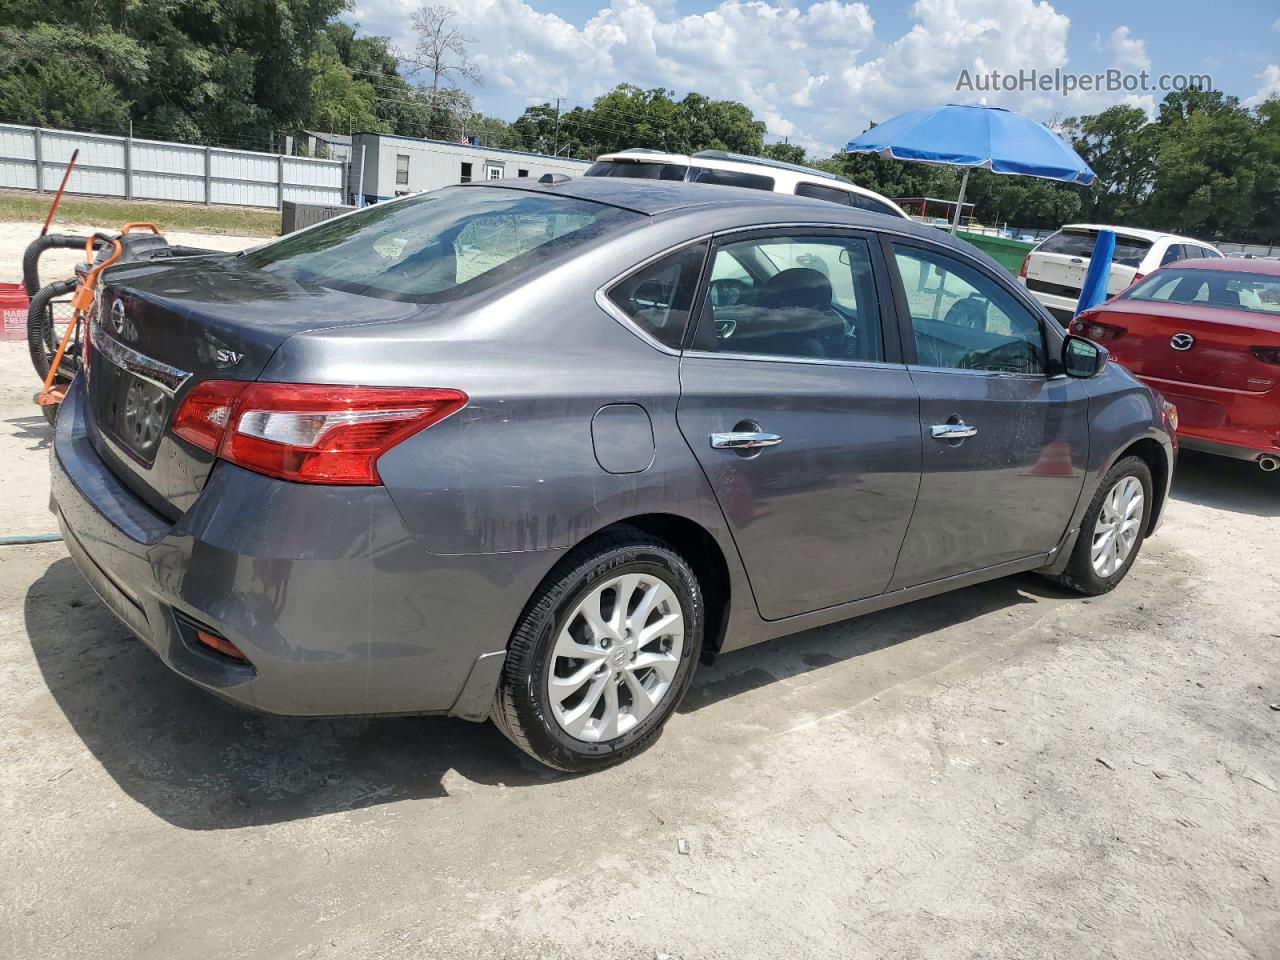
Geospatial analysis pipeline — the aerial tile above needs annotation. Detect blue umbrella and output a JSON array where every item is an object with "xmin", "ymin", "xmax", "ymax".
[{"xmin": 845, "ymin": 103, "xmax": 1095, "ymax": 234}]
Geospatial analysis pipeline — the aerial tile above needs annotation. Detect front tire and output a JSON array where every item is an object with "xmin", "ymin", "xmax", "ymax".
[
  {"xmin": 492, "ymin": 531, "xmax": 703, "ymax": 772},
  {"xmin": 1048, "ymin": 455, "xmax": 1153, "ymax": 596}
]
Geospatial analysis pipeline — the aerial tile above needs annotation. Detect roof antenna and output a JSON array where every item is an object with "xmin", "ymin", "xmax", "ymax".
[{"xmin": 539, "ymin": 173, "xmax": 571, "ymax": 185}]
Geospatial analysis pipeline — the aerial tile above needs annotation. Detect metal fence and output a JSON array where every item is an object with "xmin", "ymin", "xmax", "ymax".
[{"xmin": 0, "ymin": 123, "xmax": 345, "ymax": 209}]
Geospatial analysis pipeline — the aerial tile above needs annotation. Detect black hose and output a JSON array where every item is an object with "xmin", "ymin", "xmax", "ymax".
[
  {"xmin": 27, "ymin": 278, "xmax": 77, "ymax": 380},
  {"xmin": 22, "ymin": 234, "xmax": 92, "ymax": 297}
]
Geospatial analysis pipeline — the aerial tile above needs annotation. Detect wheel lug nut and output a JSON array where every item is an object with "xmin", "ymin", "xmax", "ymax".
[{"xmin": 600, "ymin": 638, "xmax": 611, "ymax": 650}]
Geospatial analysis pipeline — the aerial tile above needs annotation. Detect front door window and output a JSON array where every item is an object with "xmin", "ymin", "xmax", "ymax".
[{"xmin": 891, "ymin": 244, "xmax": 1046, "ymax": 374}]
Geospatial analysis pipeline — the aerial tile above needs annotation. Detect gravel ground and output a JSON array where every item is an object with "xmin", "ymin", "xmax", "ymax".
[{"xmin": 0, "ymin": 221, "xmax": 1277, "ymax": 960}]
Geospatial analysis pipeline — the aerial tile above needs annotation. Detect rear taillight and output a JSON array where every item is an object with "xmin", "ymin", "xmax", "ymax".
[
  {"xmin": 172, "ymin": 380, "xmax": 246, "ymax": 453},
  {"xmin": 171, "ymin": 381, "xmax": 467, "ymax": 484},
  {"xmin": 1070, "ymin": 318, "xmax": 1127, "ymax": 342},
  {"xmin": 1018, "ymin": 255, "xmax": 1030, "ymax": 278},
  {"xmin": 1250, "ymin": 346, "xmax": 1280, "ymax": 366}
]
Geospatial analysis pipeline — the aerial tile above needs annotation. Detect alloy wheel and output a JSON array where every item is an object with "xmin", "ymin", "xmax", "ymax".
[
  {"xmin": 1091, "ymin": 475, "xmax": 1144, "ymax": 578},
  {"xmin": 547, "ymin": 573, "xmax": 685, "ymax": 743}
]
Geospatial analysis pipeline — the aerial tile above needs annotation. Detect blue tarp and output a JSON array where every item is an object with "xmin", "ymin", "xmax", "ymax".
[
  {"xmin": 1076, "ymin": 230, "xmax": 1116, "ymax": 315},
  {"xmin": 846, "ymin": 104, "xmax": 1096, "ymax": 185}
]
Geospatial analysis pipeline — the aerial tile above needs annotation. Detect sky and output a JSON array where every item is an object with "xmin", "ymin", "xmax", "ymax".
[{"xmin": 346, "ymin": 0, "xmax": 1280, "ymax": 157}]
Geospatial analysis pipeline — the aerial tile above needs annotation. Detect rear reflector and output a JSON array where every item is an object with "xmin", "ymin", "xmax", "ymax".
[
  {"xmin": 171, "ymin": 382, "xmax": 468, "ymax": 484},
  {"xmin": 195, "ymin": 629, "xmax": 248, "ymax": 662}
]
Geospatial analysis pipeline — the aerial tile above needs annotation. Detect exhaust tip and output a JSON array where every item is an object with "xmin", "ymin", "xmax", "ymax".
[{"xmin": 1258, "ymin": 455, "xmax": 1279, "ymax": 473}]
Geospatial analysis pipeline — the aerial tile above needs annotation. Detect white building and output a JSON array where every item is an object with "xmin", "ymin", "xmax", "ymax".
[{"xmin": 347, "ymin": 132, "xmax": 590, "ymax": 204}]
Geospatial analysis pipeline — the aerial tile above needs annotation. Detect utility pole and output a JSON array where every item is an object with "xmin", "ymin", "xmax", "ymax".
[{"xmin": 553, "ymin": 97, "xmax": 562, "ymax": 156}]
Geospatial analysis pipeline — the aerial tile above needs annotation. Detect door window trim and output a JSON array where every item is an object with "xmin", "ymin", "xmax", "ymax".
[
  {"xmin": 880, "ymin": 234, "xmax": 1062, "ymax": 379},
  {"xmin": 683, "ymin": 225, "xmax": 906, "ymax": 368}
]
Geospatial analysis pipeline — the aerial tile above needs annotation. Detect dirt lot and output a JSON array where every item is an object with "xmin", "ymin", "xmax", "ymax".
[{"xmin": 1, "ymin": 222, "xmax": 1277, "ymax": 960}]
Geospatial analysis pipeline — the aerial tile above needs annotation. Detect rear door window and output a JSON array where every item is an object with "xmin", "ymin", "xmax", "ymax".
[
  {"xmin": 696, "ymin": 234, "xmax": 883, "ymax": 362},
  {"xmin": 606, "ymin": 243, "xmax": 708, "ymax": 349},
  {"xmin": 687, "ymin": 167, "xmax": 775, "ymax": 191}
]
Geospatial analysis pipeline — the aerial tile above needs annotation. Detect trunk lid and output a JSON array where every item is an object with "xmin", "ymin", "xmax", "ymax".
[
  {"xmin": 87, "ymin": 254, "xmax": 425, "ymax": 518},
  {"xmin": 1086, "ymin": 299, "xmax": 1280, "ymax": 392}
]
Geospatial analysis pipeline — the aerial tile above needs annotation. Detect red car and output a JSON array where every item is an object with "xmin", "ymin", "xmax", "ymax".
[{"xmin": 1071, "ymin": 258, "xmax": 1280, "ymax": 472}]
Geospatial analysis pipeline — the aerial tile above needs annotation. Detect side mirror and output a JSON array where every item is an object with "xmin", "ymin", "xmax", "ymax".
[{"xmin": 1062, "ymin": 334, "xmax": 1108, "ymax": 378}]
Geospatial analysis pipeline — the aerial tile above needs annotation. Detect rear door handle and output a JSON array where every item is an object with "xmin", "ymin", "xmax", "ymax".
[
  {"xmin": 710, "ymin": 431, "xmax": 783, "ymax": 450},
  {"xmin": 930, "ymin": 421, "xmax": 978, "ymax": 440}
]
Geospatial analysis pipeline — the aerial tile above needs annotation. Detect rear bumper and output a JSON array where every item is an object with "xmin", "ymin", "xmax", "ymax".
[
  {"xmin": 49, "ymin": 376, "xmax": 540, "ymax": 718},
  {"xmin": 1025, "ymin": 288, "xmax": 1076, "ymax": 326},
  {"xmin": 1134, "ymin": 373, "xmax": 1280, "ymax": 461}
]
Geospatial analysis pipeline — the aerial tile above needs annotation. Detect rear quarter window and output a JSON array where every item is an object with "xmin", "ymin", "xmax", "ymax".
[
  {"xmin": 794, "ymin": 182, "xmax": 853, "ymax": 206},
  {"xmin": 606, "ymin": 243, "xmax": 708, "ymax": 349}
]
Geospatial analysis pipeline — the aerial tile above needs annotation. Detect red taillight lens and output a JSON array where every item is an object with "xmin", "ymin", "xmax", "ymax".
[
  {"xmin": 172, "ymin": 380, "xmax": 248, "ymax": 453},
  {"xmin": 1018, "ymin": 255, "xmax": 1030, "ymax": 278},
  {"xmin": 1070, "ymin": 318, "xmax": 1127, "ymax": 341},
  {"xmin": 1250, "ymin": 346, "xmax": 1280, "ymax": 366},
  {"xmin": 171, "ymin": 381, "xmax": 467, "ymax": 484}
]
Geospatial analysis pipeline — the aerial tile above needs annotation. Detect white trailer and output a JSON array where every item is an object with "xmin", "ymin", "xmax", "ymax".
[{"xmin": 347, "ymin": 133, "xmax": 590, "ymax": 204}]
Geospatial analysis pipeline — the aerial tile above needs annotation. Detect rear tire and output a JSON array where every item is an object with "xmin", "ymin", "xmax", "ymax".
[
  {"xmin": 492, "ymin": 530, "xmax": 703, "ymax": 772},
  {"xmin": 1047, "ymin": 455, "xmax": 1153, "ymax": 596}
]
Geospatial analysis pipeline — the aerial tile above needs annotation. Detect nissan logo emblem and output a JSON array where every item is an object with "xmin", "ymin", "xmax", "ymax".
[
  {"xmin": 1170, "ymin": 333, "xmax": 1195, "ymax": 352},
  {"xmin": 110, "ymin": 299, "xmax": 127, "ymax": 336}
]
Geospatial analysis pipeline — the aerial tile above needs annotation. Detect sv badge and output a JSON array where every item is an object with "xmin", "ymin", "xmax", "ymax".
[{"xmin": 214, "ymin": 348, "xmax": 244, "ymax": 367}]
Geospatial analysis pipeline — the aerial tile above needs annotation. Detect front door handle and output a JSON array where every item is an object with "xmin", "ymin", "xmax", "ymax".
[
  {"xmin": 930, "ymin": 421, "xmax": 978, "ymax": 440},
  {"xmin": 710, "ymin": 431, "xmax": 783, "ymax": 450}
]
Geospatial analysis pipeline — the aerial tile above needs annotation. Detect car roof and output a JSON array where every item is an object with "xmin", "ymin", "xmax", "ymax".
[
  {"xmin": 459, "ymin": 177, "xmax": 964, "ymax": 247},
  {"xmin": 592, "ymin": 149, "xmax": 909, "ymax": 218},
  {"xmin": 1161, "ymin": 257, "xmax": 1280, "ymax": 275},
  {"xmin": 1060, "ymin": 223, "xmax": 1217, "ymax": 246}
]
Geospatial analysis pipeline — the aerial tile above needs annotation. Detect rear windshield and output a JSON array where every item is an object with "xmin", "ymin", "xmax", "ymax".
[
  {"xmin": 1121, "ymin": 268, "xmax": 1280, "ymax": 314},
  {"xmin": 1037, "ymin": 229, "xmax": 1152, "ymax": 268},
  {"xmin": 242, "ymin": 188, "xmax": 638, "ymax": 303},
  {"xmin": 586, "ymin": 160, "xmax": 688, "ymax": 181}
]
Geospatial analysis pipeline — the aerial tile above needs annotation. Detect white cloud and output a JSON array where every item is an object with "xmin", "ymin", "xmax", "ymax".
[
  {"xmin": 351, "ymin": 0, "xmax": 1167, "ymax": 157},
  {"xmin": 1101, "ymin": 26, "xmax": 1149, "ymax": 70},
  {"xmin": 1243, "ymin": 64, "xmax": 1280, "ymax": 108}
]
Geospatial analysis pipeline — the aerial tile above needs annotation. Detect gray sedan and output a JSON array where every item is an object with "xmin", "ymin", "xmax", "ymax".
[{"xmin": 51, "ymin": 178, "xmax": 1176, "ymax": 771}]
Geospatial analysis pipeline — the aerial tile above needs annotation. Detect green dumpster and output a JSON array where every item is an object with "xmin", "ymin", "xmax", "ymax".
[{"xmin": 956, "ymin": 230, "xmax": 1036, "ymax": 275}]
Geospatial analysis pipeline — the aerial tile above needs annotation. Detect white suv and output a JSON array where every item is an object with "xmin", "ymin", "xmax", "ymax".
[
  {"xmin": 586, "ymin": 149, "xmax": 910, "ymax": 219},
  {"xmin": 1019, "ymin": 224, "xmax": 1222, "ymax": 324}
]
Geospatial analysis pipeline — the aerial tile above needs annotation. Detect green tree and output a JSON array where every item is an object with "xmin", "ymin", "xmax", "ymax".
[
  {"xmin": 762, "ymin": 142, "xmax": 807, "ymax": 165},
  {"xmin": 0, "ymin": 0, "xmax": 348, "ymax": 148},
  {"xmin": 1063, "ymin": 105, "xmax": 1157, "ymax": 223},
  {"xmin": 307, "ymin": 54, "xmax": 386, "ymax": 136},
  {"xmin": 1143, "ymin": 90, "xmax": 1266, "ymax": 241}
]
